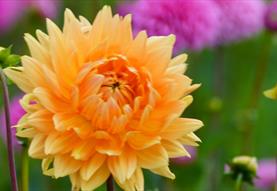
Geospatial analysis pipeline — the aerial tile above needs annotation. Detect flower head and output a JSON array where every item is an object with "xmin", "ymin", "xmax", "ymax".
[
  {"xmin": 26, "ymin": 0, "xmax": 59, "ymax": 18},
  {"xmin": 264, "ymin": 84, "xmax": 277, "ymax": 100},
  {"xmin": 255, "ymin": 159, "xmax": 277, "ymax": 189},
  {"xmin": 214, "ymin": 0, "xmax": 265, "ymax": 44},
  {"xmin": 4, "ymin": 7, "xmax": 203, "ymax": 191},
  {"xmin": 0, "ymin": 95, "xmax": 25, "ymax": 149},
  {"xmin": 226, "ymin": 156, "xmax": 258, "ymax": 184},
  {"xmin": 0, "ymin": 0, "xmax": 59, "ymax": 35},
  {"xmin": 265, "ymin": 1, "xmax": 277, "ymax": 32},
  {"xmin": 118, "ymin": 0, "xmax": 221, "ymax": 52},
  {"xmin": 0, "ymin": 0, "xmax": 25, "ymax": 34}
]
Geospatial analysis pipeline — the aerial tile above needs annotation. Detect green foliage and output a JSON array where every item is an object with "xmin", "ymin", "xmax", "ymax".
[{"xmin": 0, "ymin": 46, "xmax": 20, "ymax": 69}]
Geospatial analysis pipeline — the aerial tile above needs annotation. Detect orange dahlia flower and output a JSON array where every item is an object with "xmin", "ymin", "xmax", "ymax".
[{"xmin": 4, "ymin": 6, "xmax": 203, "ymax": 191}]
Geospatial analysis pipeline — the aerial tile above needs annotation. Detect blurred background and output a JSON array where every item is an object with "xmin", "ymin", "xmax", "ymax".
[{"xmin": 0, "ymin": 0, "xmax": 276, "ymax": 190}]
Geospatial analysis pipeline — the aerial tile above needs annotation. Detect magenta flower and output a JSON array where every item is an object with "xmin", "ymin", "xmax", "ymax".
[
  {"xmin": 0, "ymin": 95, "xmax": 25, "ymax": 149},
  {"xmin": 171, "ymin": 146, "xmax": 197, "ymax": 165},
  {"xmin": 25, "ymin": 0, "xmax": 59, "ymax": 19},
  {"xmin": 0, "ymin": 0, "xmax": 25, "ymax": 33},
  {"xmin": 265, "ymin": 0, "xmax": 277, "ymax": 32},
  {"xmin": 255, "ymin": 159, "xmax": 277, "ymax": 189},
  {"xmin": 214, "ymin": 0, "xmax": 265, "ymax": 44},
  {"xmin": 118, "ymin": 0, "xmax": 221, "ymax": 52},
  {"xmin": 0, "ymin": 0, "xmax": 59, "ymax": 34}
]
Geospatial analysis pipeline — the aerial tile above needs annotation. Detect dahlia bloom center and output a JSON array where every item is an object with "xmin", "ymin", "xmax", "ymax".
[
  {"xmin": 96, "ymin": 55, "xmax": 142, "ymax": 106},
  {"xmin": 74, "ymin": 55, "xmax": 154, "ymax": 136}
]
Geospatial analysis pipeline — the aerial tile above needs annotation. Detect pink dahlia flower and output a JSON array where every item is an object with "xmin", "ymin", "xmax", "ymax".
[
  {"xmin": 0, "ymin": 0, "xmax": 59, "ymax": 34},
  {"xmin": 0, "ymin": 0, "xmax": 25, "ymax": 33},
  {"xmin": 25, "ymin": 0, "xmax": 59, "ymax": 19},
  {"xmin": 171, "ymin": 146, "xmax": 197, "ymax": 165},
  {"xmin": 255, "ymin": 159, "xmax": 277, "ymax": 189},
  {"xmin": 0, "ymin": 95, "xmax": 25, "ymax": 149},
  {"xmin": 265, "ymin": 0, "xmax": 277, "ymax": 32},
  {"xmin": 118, "ymin": 0, "xmax": 221, "ymax": 52},
  {"xmin": 214, "ymin": 0, "xmax": 265, "ymax": 44}
]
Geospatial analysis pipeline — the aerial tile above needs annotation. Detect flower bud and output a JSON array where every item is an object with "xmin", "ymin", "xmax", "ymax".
[
  {"xmin": 226, "ymin": 156, "xmax": 258, "ymax": 184},
  {"xmin": 0, "ymin": 46, "xmax": 20, "ymax": 69}
]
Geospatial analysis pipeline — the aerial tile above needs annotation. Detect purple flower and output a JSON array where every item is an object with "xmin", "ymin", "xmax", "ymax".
[
  {"xmin": 214, "ymin": 0, "xmax": 265, "ymax": 44},
  {"xmin": 0, "ymin": 0, "xmax": 59, "ymax": 34},
  {"xmin": 0, "ymin": 95, "xmax": 25, "ymax": 149},
  {"xmin": 25, "ymin": 0, "xmax": 60, "ymax": 19},
  {"xmin": 118, "ymin": 0, "xmax": 221, "ymax": 53},
  {"xmin": 255, "ymin": 159, "xmax": 277, "ymax": 189},
  {"xmin": 0, "ymin": 0, "xmax": 25, "ymax": 33},
  {"xmin": 171, "ymin": 146, "xmax": 197, "ymax": 165},
  {"xmin": 265, "ymin": 0, "xmax": 277, "ymax": 32}
]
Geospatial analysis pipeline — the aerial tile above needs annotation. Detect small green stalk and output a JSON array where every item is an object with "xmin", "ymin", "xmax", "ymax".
[
  {"xmin": 235, "ymin": 173, "xmax": 243, "ymax": 191},
  {"xmin": 21, "ymin": 145, "xmax": 29, "ymax": 191}
]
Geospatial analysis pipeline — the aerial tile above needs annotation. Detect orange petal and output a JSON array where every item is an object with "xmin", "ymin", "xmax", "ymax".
[
  {"xmin": 160, "ymin": 118, "xmax": 203, "ymax": 140},
  {"xmin": 33, "ymin": 87, "xmax": 69, "ymax": 113},
  {"xmin": 115, "ymin": 168, "xmax": 144, "ymax": 191},
  {"xmin": 54, "ymin": 155, "xmax": 82, "ymax": 178},
  {"xmin": 126, "ymin": 31, "xmax": 147, "ymax": 61},
  {"xmin": 150, "ymin": 166, "xmax": 175, "ymax": 179},
  {"xmin": 137, "ymin": 144, "xmax": 168, "ymax": 169},
  {"xmin": 27, "ymin": 109, "xmax": 54, "ymax": 133},
  {"xmin": 3, "ymin": 67, "xmax": 33, "ymax": 93},
  {"xmin": 179, "ymin": 132, "xmax": 202, "ymax": 146},
  {"xmin": 169, "ymin": 53, "xmax": 188, "ymax": 66},
  {"xmin": 44, "ymin": 132, "xmax": 78, "ymax": 155},
  {"xmin": 28, "ymin": 133, "xmax": 47, "ymax": 159},
  {"xmin": 24, "ymin": 33, "xmax": 51, "ymax": 69},
  {"xmin": 80, "ymin": 162, "xmax": 110, "ymax": 191},
  {"xmin": 126, "ymin": 131, "xmax": 160, "ymax": 150},
  {"xmin": 162, "ymin": 140, "xmax": 190, "ymax": 158},
  {"xmin": 71, "ymin": 140, "xmax": 95, "ymax": 160},
  {"xmin": 53, "ymin": 112, "xmax": 92, "ymax": 138},
  {"xmin": 108, "ymin": 148, "xmax": 137, "ymax": 183},
  {"xmin": 80, "ymin": 153, "xmax": 106, "ymax": 181},
  {"xmin": 94, "ymin": 131, "xmax": 123, "ymax": 156}
]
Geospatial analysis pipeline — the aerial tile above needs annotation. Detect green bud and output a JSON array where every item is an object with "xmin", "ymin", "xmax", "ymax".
[
  {"xmin": 5, "ymin": 54, "xmax": 21, "ymax": 67},
  {"xmin": 226, "ymin": 156, "xmax": 258, "ymax": 185},
  {"xmin": 0, "ymin": 46, "xmax": 20, "ymax": 69},
  {"xmin": 0, "ymin": 46, "xmax": 11, "ymax": 61}
]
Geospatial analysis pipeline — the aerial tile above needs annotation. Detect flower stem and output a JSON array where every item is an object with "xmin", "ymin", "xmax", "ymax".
[
  {"xmin": 207, "ymin": 46, "xmax": 225, "ymax": 191},
  {"xmin": 0, "ymin": 69, "xmax": 18, "ymax": 191},
  {"xmin": 106, "ymin": 175, "xmax": 115, "ymax": 191},
  {"xmin": 21, "ymin": 145, "xmax": 29, "ymax": 191},
  {"xmin": 235, "ymin": 173, "xmax": 243, "ymax": 191},
  {"xmin": 242, "ymin": 32, "xmax": 273, "ymax": 153}
]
